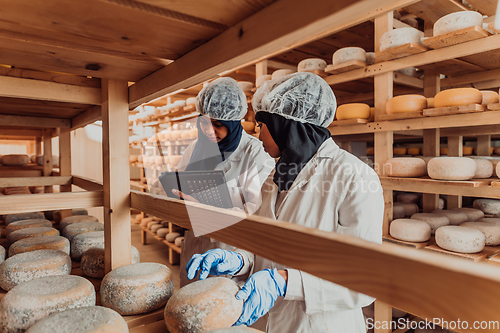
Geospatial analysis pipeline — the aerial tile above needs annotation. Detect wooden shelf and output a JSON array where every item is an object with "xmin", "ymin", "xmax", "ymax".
[
  {"xmin": 422, "ymin": 26, "xmax": 491, "ymax": 50},
  {"xmin": 383, "ymin": 235, "xmax": 429, "ymax": 249},
  {"xmin": 142, "ymin": 226, "xmax": 182, "ymax": 255},
  {"xmin": 422, "ymin": 104, "xmax": 484, "ymax": 117},
  {"xmin": 374, "ymin": 43, "xmax": 428, "ymax": 63},
  {"xmin": 325, "ymin": 60, "xmax": 366, "ymax": 75}
]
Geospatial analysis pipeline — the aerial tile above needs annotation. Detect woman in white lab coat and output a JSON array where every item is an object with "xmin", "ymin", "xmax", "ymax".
[
  {"xmin": 176, "ymin": 77, "xmax": 274, "ymax": 287},
  {"xmin": 186, "ymin": 73, "xmax": 384, "ymax": 332}
]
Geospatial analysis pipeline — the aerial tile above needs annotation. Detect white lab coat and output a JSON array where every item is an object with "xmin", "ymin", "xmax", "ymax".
[
  {"xmin": 178, "ymin": 131, "xmax": 275, "ymax": 287},
  {"xmin": 236, "ymin": 139, "xmax": 384, "ymax": 333}
]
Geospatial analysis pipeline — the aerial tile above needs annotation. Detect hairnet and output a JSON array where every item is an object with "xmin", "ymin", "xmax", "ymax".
[
  {"xmin": 252, "ymin": 72, "xmax": 336, "ymax": 127},
  {"xmin": 196, "ymin": 77, "xmax": 248, "ymax": 121}
]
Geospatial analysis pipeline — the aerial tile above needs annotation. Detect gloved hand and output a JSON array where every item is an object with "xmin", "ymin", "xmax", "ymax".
[
  {"xmin": 234, "ymin": 268, "xmax": 287, "ymax": 326},
  {"xmin": 186, "ymin": 249, "xmax": 243, "ymax": 280}
]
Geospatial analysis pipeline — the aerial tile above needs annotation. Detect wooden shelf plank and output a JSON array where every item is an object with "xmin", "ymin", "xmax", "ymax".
[
  {"xmin": 330, "ymin": 118, "xmax": 369, "ymax": 126},
  {"xmin": 422, "ymin": 104, "xmax": 484, "ymax": 117},
  {"xmin": 374, "ymin": 43, "xmax": 428, "ymax": 63},
  {"xmin": 425, "ymin": 244, "xmax": 489, "ymax": 262},
  {"xmin": 325, "ymin": 60, "xmax": 366, "ymax": 75},
  {"xmin": 0, "ymin": 176, "xmax": 71, "ymax": 188},
  {"xmin": 377, "ymin": 111, "xmax": 423, "ymax": 121},
  {"xmin": 419, "ymin": 58, "xmax": 487, "ymax": 77},
  {"xmin": 422, "ymin": 26, "xmax": 491, "ymax": 50},
  {"xmin": 383, "ymin": 235, "xmax": 429, "ymax": 249}
]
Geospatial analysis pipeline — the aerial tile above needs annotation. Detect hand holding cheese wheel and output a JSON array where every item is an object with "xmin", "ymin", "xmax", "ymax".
[
  {"xmin": 386, "ymin": 95, "xmax": 427, "ymax": 114},
  {"xmin": 335, "ymin": 103, "xmax": 370, "ymax": 120},
  {"xmin": 434, "ymin": 88, "xmax": 482, "ymax": 108}
]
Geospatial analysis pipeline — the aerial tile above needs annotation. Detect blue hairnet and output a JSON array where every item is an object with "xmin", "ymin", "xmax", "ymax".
[
  {"xmin": 251, "ymin": 72, "xmax": 336, "ymax": 127},
  {"xmin": 196, "ymin": 77, "xmax": 248, "ymax": 121}
]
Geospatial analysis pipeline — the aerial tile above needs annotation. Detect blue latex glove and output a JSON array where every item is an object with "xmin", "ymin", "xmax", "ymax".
[
  {"xmin": 234, "ymin": 268, "xmax": 287, "ymax": 326},
  {"xmin": 186, "ymin": 249, "xmax": 243, "ymax": 280}
]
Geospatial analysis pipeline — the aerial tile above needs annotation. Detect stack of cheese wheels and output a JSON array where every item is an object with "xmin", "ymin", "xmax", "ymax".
[
  {"xmin": 81, "ymin": 246, "xmax": 140, "ymax": 279},
  {"xmin": 256, "ymin": 75, "xmax": 272, "ymax": 88},
  {"xmin": 70, "ymin": 231, "xmax": 104, "ymax": 261},
  {"xmin": 0, "ymin": 275, "xmax": 96, "ymax": 333},
  {"xmin": 383, "ymin": 158, "xmax": 426, "ymax": 177},
  {"xmin": 332, "ymin": 47, "xmax": 366, "ymax": 65},
  {"xmin": 8, "ymin": 235, "xmax": 70, "ymax": 257},
  {"xmin": 411, "ymin": 213, "xmax": 449, "ymax": 234},
  {"xmin": 433, "ymin": 11, "xmax": 483, "ymax": 36},
  {"xmin": 380, "ymin": 27, "xmax": 423, "ymax": 51},
  {"xmin": 0, "ymin": 250, "xmax": 71, "ymax": 291},
  {"xmin": 481, "ymin": 90, "xmax": 499, "ymax": 104},
  {"xmin": 6, "ymin": 219, "xmax": 52, "ymax": 236},
  {"xmin": 297, "ymin": 58, "xmax": 327, "ymax": 72},
  {"xmin": 396, "ymin": 192, "xmax": 420, "ymax": 204},
  {"xmin": 435, "ymin": 226, "xmax": 485, "ymax": 253},
  {"xmin": 8, "ymin": 227, "xmax": 59, "ymax": 247},
  {"xmin": 473, "ymin": 198, "xmax": 500, "ymax": 215},
  {"xmin": 389, "ymin": 219, "xmax": 431, "ymax": 242},
  {"xmin": 335, "ymin": 103, "xmax": 370, "ymax": 120},
  {"xmin": 59, "ymin": 215, "xmax": 99, "ymax": 231},
  {"xmin": 460, "ymin": 221, "xmax": 500, "ymax": 246},
  {"xmin": 386, "ymin": 95, "xmax": 427, "ymax": 114},
  {"xmin": 3, "ymin": 212, "xmax": 45, "ymax": 225},
  {"xmin": 432, "ymin": 210, "xmax": 468, "ymax": 225},
  {"xmin": 394, "ymin": 202, "xmax": 419, "ymax": 217},
  {"xmin": 434, "ymin": 88, "xmax": 482, "ymax": 108},
  {"xmin": 473, "ymin": 159, "xmax": 494, "ymax": 178},
  {"xmin": 1, "ymin": 154, "xmax": 29, "ymax": 166},
  {"xmin": 165, "ymin": 277, "xmax": 243, "ymax": 333},
  {"xmin": 62, "ymin": 222, "xmax": 104, "ymax": 242},
  {"xmin": 237, "ymin": 81, "xmax": 253, "ymax": 92},
  {"xmin": 450, "ymin": 207, "xmax": 484, "ymax": 221},
  {"xmin": 25, "ymin": 306, "xmax": 128, "ymax": 333},
  {"xmin": 427, "ymin": 157, "xmax": 476, "ymax": 180},
  {"xmin": 271, "ymin": 69, "xmax": 294, "ymax": 80},
  {"xmin": 101, "ymin": 262, "xmax": 174, "ymax": 315}
]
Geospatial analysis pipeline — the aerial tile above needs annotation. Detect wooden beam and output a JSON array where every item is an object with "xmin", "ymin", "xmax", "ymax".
[
  {"xmin": 0, "ymin": 191, "xmax": 104, "ymax": 214},
  {"xmin": 441, "ymin": 125, "xmax": 500, "ymax": 137},
  {"xmin": 422, "ymin": 129, "xmax": 440, "ymax": 213},
  {"xmin": 129, "ymin": 0, "xmax": 419, "ymax": 108},
  {"xmin": 441, "ymin": 68, "xmax": 500, "ymax": 88},
  {"xmin": 0, "ymin": 66, "xmax": 100, "ymax": 88},
  {"xmin": 266, "ymin": 60, "xmax": 297, "ymax": 71},
  {"xmin": 255, "ymin": 60, "xmax": 268, "ymax": 77},
  {"xmin": 447, "ymin": 135, "xmax": 463, "ymax": 209},
  {"xmin": 72, "ymin": 175, "xmax": 104, "ymax": 192},
  {"xmin": 0, "ymin": 75, "xmax": 101, "ymax": 105},
  {"xmin": 130, "ymin": 190, "xmax": 500, "ymax": 331},
  {"xmin": 71, "ymin": 106, "xmax": 102, "ymax": 130},
  {"xmin": 35, "ymin": 137, "xmax": 42, "ymax": 156},
  {"xmin": 0, "ymin": 176, "xmax": 71, "ymax": 188},
  {"xmin": 58, "ymin": 127, "xmax": 72, "ymax": 221},
  {"xmin": 102, "ymin": 79, "xmax": 131, "ymax": 272},
  {"xmin": 393, "ymin": 72, "xmax": 423, "ymax": 89},
  {"xmin": 0, "ymin": 114, "xmax": 70, "ymax": 128},
  {"xmin": 0, "ymin": 128, "xmax": 43, "ymax": 139},
  {"xmin": 0, "ymin": 169, "xmax": 42, "ymax": 178},
  {"xmin": 42, "ymin": 129, "xmax": 53, "ymax": 193}
]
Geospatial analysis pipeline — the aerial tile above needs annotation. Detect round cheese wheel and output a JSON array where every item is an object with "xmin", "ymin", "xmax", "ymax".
[
  {"xmin": 393, "ymin": 148, "xmax": 407, "ymax": 155},
  {"xmin": 174, "ymin": 100, "xmax": 186, "ymax": 107},
  {"xmin": 389, "ymin": 219, "xmax": 431, "ymax": 242},
  {"xmin": 1, "ymin": 154, "xmax": 29, "ymax": 166},
  {"xmin": 101, "ymin": 262, "xmax": 174, "ymax": 315},
  {"xmin": 479, "ymin": 217, "xmax": 500, "ymax": 225},
  {"xmin": 473, "ymin": 199, "xmax": 500, "ymax": 215},
  {"xmin": 174, "ymin": 236, "xmax": 184, "ymax": 247},
  {"xmin": 481, "ymin": 90, "xmax": 499, "ymax": 104},
  {"xmin": 0, "ymin": 249, "xmax": 71, "ymax": 291},
  {"xmin": 473, "ymin": 159, "xmax": 493, "ymax": 178},
  {"xmin": 366, "ymin": 147, "xmax": 374, "ymax": 155},
  {"xmin": 380, "ymin": 27, "xmax": 423, "ymax": 51},
  {"xmin": 8, "ymin": 235, "xmax": 70, "ymax": 257},
  {"xmin": 393, "ymin": 204, "xmax": 406, "ymax": 219},
  {"xmin": 271, "ymin": 69, "xmax": 294, "ymax": 80},
  {"xmin": 256, "ymin": 75, "xmax": 272, "ymax": 88},
  {"xmin": 140, "ymin": 217, "xmax": 154, "ymax": 228},
  {"xmin": 450, "ymin": 207, "xmax": 484, "ymax": 221},
  {"xmin": 396, "ymin": 193, "xmax": 420, "ymax": 204},
  {"xmin": 434, "ymin": 11, "xmax": 483, "ymax": 36},
  {"xmin": 165, "ymin": 277, "xmax": 243, "ymax": 333},
  {"xmin": 166, "ymin": 232, "xmax": 181, "ymax": 243},
  {"xmin": 4, "ymin": 212, "xmax": 45, "ymax": 225},
  {"xmin": 439, "ymin": 147, "xmax": 448, "ymax": 155},
  {"xmin": 6, "ymin": 219, "xmax": 52, "ymax": 236},
  {"xmin": 496, "ymin": 162, "xmax": 500, "ymax": 178},
  {"xmin": 386, "ymin": 95, "xmax": 427, "ymax": 114},
  {"xmin": 147, "ymin": 221, "xmax": 159, "ymax": 230},
  {"xmin": 462, "ymin": 146, "xmax": 473, "ymax": 156},
  {"xmin": 157, "ymin": 228, "xmax": 169, "ymax": 238},
  {"xmin": 383, "ymin": 158, "xmax": 426, "ymax": 177},
  {"xmin": 435, "ymin": 226, "xmax": 485, "ymax": 253},
  {"xmin": 25, "ymin": 306, "xmax": 128, "ymax": 333},
  {"xmin": 206, "ymin": 328, "xmax": 263, "ymax": 333},
  {"xmin": 427, "ymin": 157, "xmax": 476, "ymax": 180},
  {"xmin": 70, "ymin": 231, "xmax": 104, "ymax": 261},
  {"xmin": 427, "ymin": 98, "xmax": 434, "ymax": 108},
  {"xmin": 62, "ymin": 222, "xmax": 104, "ymax": 241},
  {"xmin": 332, "ymin": 47, "xmax": 366, "ymax": 65},
  {"xmin": 237, "ymin": 81, "xmax": 253, "ymax": 92},
  {"xmin": 0, "ymin": 246, "xmax": 5, "ymax": 264},
  {"xmin": 431, "ymin": 210, "xmax": 468, "ymax": 225},
  {"xmin": 297, "ymin": 58, "xmax": 327, "ymax": 72},
  {"xmin": 81, "ymin": 246, "xmax": 140, "ymax": 279},
  {"xmin": 186, "ymin": 97, "xmax": 197, "ymax": 106},
  {"xmin": 151, "ymin": 224, "xmax": 163, "ymax": 233},
  {"xmin": 394, "ymin": 202, "xmax": 419, "ymax": 217},
  {"xmin": 0, "ymin": 275, "xmax": 96, "ymax": 333},
  {"xmin": 59, "ymin": 215, "xmax": 99, "ymax": 231},
  {"xmin": 8, "ymin": 227, "xmax": 59, "ymax": 247},
  {"xmin": 460, "ymin": 221, "xmax": 500, "ymax": 246},
  {"xmin": 407, "ymin": 148, "xmax": 420, "ymax": 155},
  {"xmin": 411, "ymin": 213, "xmax": 449, "ymax": 234},
  {"xmin": 434, "ymin": 88, "xmax": 482, "ymax": 108},
  {"xmin": 335, "ymin": 103, "xmax": 370, "ymax": 120}
]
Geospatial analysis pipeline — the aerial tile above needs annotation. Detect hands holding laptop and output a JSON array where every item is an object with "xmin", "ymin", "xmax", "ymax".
[{"xmin": 171, "ymin": 189, "xmax": 199, "ymax": 203}]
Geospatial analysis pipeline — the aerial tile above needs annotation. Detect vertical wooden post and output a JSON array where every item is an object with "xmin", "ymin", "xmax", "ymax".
[
  {"xmin": 42, "ymin": 129, "xmax": 53, "ymax": 193},
  {"xmin": 35, "ymin": 137, "xmax": 42, "ymax": 157},
  {"xmin": 102, "ymin": 79, "xmax": 131, "ymax": 272},
  {"xmin": 28, "ymin": 141, "xmax": 35, "ymax": 155},
  {"xmin": 255, "ymin": 60, "xmax": 268, "ymax": 78},
  {"xmin": 374, "ymin": 12, "xmax": 393, "ymax": 333},
  {"xmin": 477, "ymin": 135, "xmax": 491, "ymax": 156},
  {"xmin": 447, "ymin": 136, "xmax": 463, "ymax": 209},
  {"xmin": 58, "ymin": 128, "xmax": 72, "ymax": 221}
]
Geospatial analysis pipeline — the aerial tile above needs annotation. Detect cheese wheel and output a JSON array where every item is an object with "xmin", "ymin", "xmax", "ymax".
[
  {"xmin": 6, "ymin": 219, "xmax": 52, "ymax": 236},
  {"xmin": 366, "ymin": 147, "xmax": 374, "ymax": 155},
  {"xmin": 407, "ymin": 148, "xmax": 420, "ymax": 155},
  {"xmin": 101, "ymin": 262, "xmax": 174, "ymax": 315},
  {"xmin": 365, "ymin": 52, "xmax": 375, "ymax": 65},
  {"xmin": 473, "ymin": 159, "xmax": 494, "ymax": 178},
  {"xmin": 431, "ymin": 210, "xmax": 468, "ymax": 225},
  {"xmin": 335, "ymin": 103, "xmax": 370, "ymax": 120},
  {"xmin": 140, "ymin": 217, "xmax": 154, "ymax": 227},
  {"xmin": 256, "ymin": 75, "xmax": 272, "ymax": 88},
  {"xmin": 427, "ymin": 98, "xmax": 434, "ymax": 108},
  {"xmin": 36, "ymin": 155, "xmax": 59, "ymax": 167},
  {"xmin": 25, "ymin": 306, "xmax": 128, "ymax": 333},
  {"xmin": 397, "ymin": 193, "xmax": 420, "ymax": 204},
  {"xmin": 271, "ymin": 69, "xmax": 294, "ymax": 80},
  {"xmin": 157, "ymin": 228, "xmax": 169, "ymax": 238},
  {"xmin": 174, "ymin": 236, "xmax": 184, "ymax": 247},
  {"xmin": 434, "ymin": 88, "xmax": 482, "ymax": 108},
  {"xmin": 0, "ymin": 246, "xmax": 5, "ymax": 264},
  {"xmin": 439, "ymin": 147, "xmax": 448, "ymax": 155},
  {"xmin": 386, "ymin": 95, "xmax": 427, "ymax": 114},
  {"xmin": 393, "ymin": 148, "xmax": 407, "ymax": 155},
  {"xmin": 0, "ymin": 275, "xmax": 95, "ymax": 333},
  {"xmin": 4, "ymin": 212, "xmax": 45, "ymax": 225},
  {"xmin": 389, "ymin": 219, "xmax": 431, "ymax": 242},
  {"xmin": 460, "ymin": 221, "xmax": 500, "ymax": 246},
  {"xmin": 8, "ymin": 235, "xmax": 70, "ymax": 257},
  {"xmin": 62, "ymin": 222, "xmax": 104, "ymax": 241},
  {"xmin": 479, "ymin": 217, "xmax": 500, "ymax": 225},
  {"xmin": 60, "ymin": 215, "xmax": 99, "ymax": 231},
  {"xmin": 151, "ymin": 224, "xmax": 163, "ymax": 233},
  {"xmin": 186, "ymin": 97, "xmax": 197, "ymax": 106},
  {"xmin": 462, "ymin": 146, "xmax": 473, "ymax": 156},
  {"xmin": 450, "ymin": 207, "xmax": 484, "ymax": 221},
  {"xmin": 297, "ymin": 58, "xmax": 327, "ymax": 72},
  {"xmin": 481, "ymin": 90, "xmax": 499, "ymax": 104},
  {"xmin": 397, "ymin": 67, "xmax": 417, "ymax": 77},
  {"xmin": 435, "ymin": 226, "xmax": 485, "ymax": 253},
  {"xmin": 70, "ymin": 231, "xmax": 104, "ymax": 261},
  {"xmin": 433, "ymin": 11, "xmax": 483, "ymax": 36},
  {"xmin": 380, "ymin": 27, "xmax": 423, "ymax": 51},
  {"xmin": 174, "ymin": 100, "xmax": 186, "ymax": 107},
  {"xmin": 164, "ymin": 277, "xmax": 243, "ymax": 333},
  {"xmin": 207, "ymin": 328, "xmax": 263, "ymax": 333},
  {"xmin": 496, "ymin": 161, "xmax": 500, "ymax": 178},
  {"xmin": 393, "ymin": 204, "xmax": 406, "ymax": 219},
  {"xmin": 1, "ymin": 154, "xmax": 29, "ymax": 166},
  {"xmin": 0, "ymin": 249, "xmax": 71, "ymax": 291},
  {"xmin": 332, "ymin": 47, "xmax": 366, "ymax": 65},
  {"xmin": 473, "ymin": 199, "xmax": 500, "ymax": 215},
  {"xmin": 147, "ymin": 221, "xmax": 159, "ymax": 229},
  {"xmin": 427, "ymin": 157, "xmax": 476, "ymax": 180},
  {"xmin": 81, "ymin": 246, "xmax": 140, "ymax": 279},
  {"xmin": 8, "ymin": 227, "xmax": 59, "ymax": 247},
  {"xmin": 394, "ymin": 202, "xmax": 419, "ymax": 217},
  {"xmin": 411, "ymin": 213, "xmax": 450, "ymax": 234},
  {"xmin": 166, "ymin": 232, "xmax": 181, "ymax": 243},
  {"xmin": 237, "ymin": 81, "xmax": 253, "ymax": 92},
  {"xmin": 383, "ymin": 158, "xmax": 426, "ymax": 177}
]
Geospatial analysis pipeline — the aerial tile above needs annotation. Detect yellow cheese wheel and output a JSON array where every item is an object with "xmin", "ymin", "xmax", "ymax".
[
  {"xmin": 426, "ymin": 98, "xmax": 434, "ymax": 108},
  {"xmin": 335, "ymin": 103, "xmax": 370, "ymax": 120},
  {"xmin": 434, "ymin": 88, "xmax": 482, "ymax": 108},
  {"xmin": 440, "ymin": 147, "xmax": 448, "ymax": 155},
  {"xmin": 407, "ymin": 148, "xmax": 420, "ymax": 155},
  {"xmin": 463, "ymin": 146, "xmax": 473, "ymax": 155},
  {"xmin": 386, "ymin": 95, "xmax": 427, "ymax": 114},
  {"xmin": 481, "ymin": 90, "xmax": 499, "ymax": 104},
  {"xmin": 393, "ymin": 148, "xmax": 407, "ymax": 155},
  {"xmin": 366, "ymin": 147, "xmax": 374, "ymax": 155}
]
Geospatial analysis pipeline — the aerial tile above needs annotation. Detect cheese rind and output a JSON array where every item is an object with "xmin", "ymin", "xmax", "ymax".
[
  {"xmin": 62, "ymin": 222, "xmax": 104, "ymax": 241},
  {"xmin": 9, "ymin": 235, "xmax": 70, "ymax": 257},
  {"xmin": 473, "ymin": 159, "xmax": 494, "ymax": 178},
  {"xmin": 380, "ymin": 28, "xmax": 423, "ymax": 51},
  {"xmin": 435, "ymin": 226, "xmax": 485, "ymax": 253},
  {"xmin": 8, "ymin": 227, "xmax": 59, "ymax": 247},
  {"xmin": 460, "ymin": 222, "xmax": 500, "ymax": 246},
  {"xmin": 335, "ymin": 103, "xmax": 370, "ymax": 120},
  {"xmin": 386, "ymin": 95, "xmax": 427, "ymax": 114},
  {"xmin": 59, "ymin": 215, "xmax": 99, "ymax": 231},
  {"xmin": 434, "ymin": 88, "xmax": 482, "ymax": 108},
  {"xmin": 480, "ymin": 90, "xmax": 499, "ymax": 104},
  {"xmin": 389, "ymin": 219, "xmax": 431, "ymax": 242},
  {"xmin": 434, "ymin": 11, "xmax": 483, "ymax": 36},
  {"xmin": 70, "ymin": 231, "xmax": 105, "ymax": 261},
  {"xmin": 297, "ymin": 58, "xmax": 327, "ymax": 72},
  {"xmin": 384, "ymin": 158, "xmax": 426, "ymax": 177},
  {"xmin": 332, "ymin": 47, "xmax": 366, "ymax": 65},
  {"xmin": 0, "ymin": 246, "xmax": 5, "ymax": 264},
  {"xmin": 473, "ymin": 199, "xmax": 500, "ymax": 215},
  {"xmin": 450, "ymin": 208, "xmax": 484, "ymax": 221},
  {"xmin": 1, "ymin": 154, "xmax": 29, "ymax": 166},
  {"xmin": 431, "ymin": 210, "xmax": 468, "ymax": 225},
  {"xmin": 427, "ymin": 157, "xmax": 476, "ymax": 181},
  {"xmin": 396, "ymin": 193, "xmax": 420, "ymax": 204},
  {"xmin": 410, "ymin": 213, "xmax": 450, "ymax": 234},
  {"xmin": 6, "ymin": 219, "xmax": 52, "ymax": 236},
  {"xmin": 53, "ymin": 208, "xmax": 88, "ymax": 224},
  {"xmin": 4, "ymin": 212, "xmax": 45, "ymax": 225},
  {"xmin": 394, "ymin": 202, "xmax": 419, "ymax": 217}
]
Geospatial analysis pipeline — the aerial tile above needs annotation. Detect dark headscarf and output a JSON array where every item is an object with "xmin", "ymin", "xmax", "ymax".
[{"xmin": 255, "ymin": 111, "xmax": 331, "ymax": 192}]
